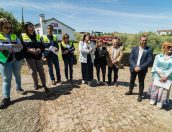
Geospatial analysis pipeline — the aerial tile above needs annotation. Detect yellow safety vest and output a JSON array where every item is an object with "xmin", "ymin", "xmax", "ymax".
[
  {"xmin": 42, "ymin": 35, "xmax": 57, "ymax": 44},
  {"xmin": 21, "ymin": 33, "xmax": 41, "ymax": 43},
  {"xmin": 0, "ymin": 33, "xmax": 17, "ymax": 63},
  {"xmin": 61, "ymin": 41, "xmax": 73, "ymax": 48}
]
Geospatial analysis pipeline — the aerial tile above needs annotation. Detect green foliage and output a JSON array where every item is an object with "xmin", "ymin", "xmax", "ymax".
[
  {"xmin": 0, "ymin": 8, "xmax": 22, "ymax": 36},
  {"xmin": 74, "ymin": 32, "xmax": 83, "ymax": 42}
]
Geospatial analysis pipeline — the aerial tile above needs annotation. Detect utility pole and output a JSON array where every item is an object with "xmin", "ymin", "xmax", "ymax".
[{"xmin": 21, "ymin": 7, "xmax": 24, "ymax": 32}]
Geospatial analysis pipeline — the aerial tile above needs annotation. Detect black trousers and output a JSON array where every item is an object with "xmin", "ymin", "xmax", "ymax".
[
  {"xmin": 63, "ymin": 57, "xmax": 73, "ymax": 80},
  {"xmin": 108, "ymin": 65, "xmax": 119, "ymax": 83},
  {"xmin": 81, "ymin": 62, "xmax": 93, "ymax": 81},
  {"xmin": 129, "ymin": 71, "xmax": 146, "ymax": 96},
  {"xmin": 95, "ymin": 64, "xmax": 106, "ymax": 82}
]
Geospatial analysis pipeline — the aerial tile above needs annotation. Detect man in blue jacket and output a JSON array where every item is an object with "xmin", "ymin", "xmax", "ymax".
[{"xmin": 125, "ymin": 35, "xmax": 153, "ymax": 102}]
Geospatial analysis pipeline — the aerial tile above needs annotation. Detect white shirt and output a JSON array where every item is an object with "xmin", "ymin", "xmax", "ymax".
[
  {"xmin": 136, "ymin": 46, "xmax": 144, "ymax": 66},
  {"xmin": 112, "ymin": 48, "xmax": 118, "ymax": 60}
]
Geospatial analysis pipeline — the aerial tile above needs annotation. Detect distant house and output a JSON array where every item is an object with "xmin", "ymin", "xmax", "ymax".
[
  {"xmin": 35, "ymin": 14, "xmax": 75, "ymax": 41},
  {"xmin": 157, "ymin": 30, "xmax": 172, "ymax": 35}
]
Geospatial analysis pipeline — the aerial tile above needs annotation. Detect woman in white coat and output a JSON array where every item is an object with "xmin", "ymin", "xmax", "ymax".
[{"xmin": 79, "ymin": 33, "xmax": 95, "ymax": 86}]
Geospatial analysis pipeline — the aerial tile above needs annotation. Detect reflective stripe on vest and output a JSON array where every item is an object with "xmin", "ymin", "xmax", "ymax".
[
  {"xmin": 42, "ymin": 35, "xmax": 57, "ymax": 44},
  {"xmin": 61, "ymin": 41, "xmax": 73, "ymax": 48},
  {"xmin": 21, "ymin": 33, "xmax": 41, "ymax": 43}
]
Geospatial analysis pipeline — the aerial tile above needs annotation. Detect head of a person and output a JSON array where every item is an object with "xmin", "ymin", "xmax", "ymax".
[
  {"xmin": 83, "ymin": 33, "xmax": 91, "ymax": 42},
  {"xmin": 139, "ymin": 35, "xmax": 148, "ymax": 47},
  {"xmin": 161, "ymin": 42, "xmax": 172, "ymax": 55},
  {"xmin": 96, "ymin": 39, "xmax": 103, "ymax": 47},
  {"xmin": 62, "ymin": 33, "xmax": 69, "ymax": 43},
  {"xmin": 47, "ymin": 25, "xmax": 53, "ymax": 35},
  {"xmin": 24, "ymin": 22, "xmax": 35, "ymax": 35},
  {"xmin": 0, "ymin": 18, "xmax": 12, "ymax": 34},
  {"xmin": 112, "ymin": 38, "xmax": 120, "ymax": 48}
]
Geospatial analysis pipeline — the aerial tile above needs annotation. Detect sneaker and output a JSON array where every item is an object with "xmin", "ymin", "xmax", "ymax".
[
  {"xmin": 157, "ymin": 102, "xmax": 163, "ymax": 109},
  {"xmin": 103, "ymin": 82, "xmax": 108, "ymax": 86},
  {"xmin": 52, "ymin": 80, "xmax": 56, "ymax": 85},
  {"xmin": 34, "ymin": 85, "xmax": 41, "ymax": 90},
  {"xmin": 16, "ymin": 88, "xmax": 26, "ymax": 95},
  {"xmin": 137, "ymin": 95, "xmax": 142, "ymax": 102},
  {"xmin": 42, "ymin": 86, "xmax": 49, "ymax": 92},
  {"xmin": 82, "ymin": 80, "xmax": 86, "ymax": 84},
  {"xmin": 125, "ymin": 90, "xmax": 133, "ymax": 95},
  {"xmin": 0, "ymin": 98, "xmax": 11, "ymax": 109},
  {"xmin": 150, "ymin": 99, "xmax": 156, "ymax": 105}
]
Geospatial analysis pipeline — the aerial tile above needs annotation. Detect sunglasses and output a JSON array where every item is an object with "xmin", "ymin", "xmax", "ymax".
[
  {"xmin": 65, "ymin": 37, "xmax": 69, "ymax": 39},
  {"xmin": 4, "ymin": 26, "xmax": 12, "ymax": 30},
  {"xmin": 167, "ymin": 46, "xmax": 172, "ymax": 49}
]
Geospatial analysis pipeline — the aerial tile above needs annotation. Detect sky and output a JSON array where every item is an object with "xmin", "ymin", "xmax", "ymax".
[{"xmin": 1, "ymin": 0, "xmax": 172, "ymax": 33}]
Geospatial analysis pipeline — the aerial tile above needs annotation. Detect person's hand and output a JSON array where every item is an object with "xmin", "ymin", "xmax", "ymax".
[
  {"xmin": 63, "ymin": 50, "xmax": 68, "ymax": 54},
  {"xmin": 112, "ymin": 60, "xmax": 118, "ymax": 64},
  {"xmin": 160, "ymin": 76, "xmax": 167, "ymax": 82},
  {"xmin": 134, "ymin": 67, "xmax": 140, "ymax": 72}
]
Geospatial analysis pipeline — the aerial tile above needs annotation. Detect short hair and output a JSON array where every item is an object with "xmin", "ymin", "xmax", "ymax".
[
  {"xmin": 139, "ymin": 35, "xmax": 148, "ymax": 40},
  {"xmin": 82, "ymin": 32, "xmax": 91, "ymax": 42},
  {"xmin": 0, "ymin": 17, "xmax": 12, "ymax": 32},
  {"xmin": 62, "ymin": 33, "xmax": 70, "ymax": 41},
  {"xmin": 161, "ymin": 41, "xmax": 172, "ymax": 54},
  {"xmin": 48, "ymin": 25, "xmax": 53, "ymax": 29}
]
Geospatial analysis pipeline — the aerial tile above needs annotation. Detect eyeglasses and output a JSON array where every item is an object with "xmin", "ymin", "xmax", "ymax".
[
  {"xmin": 4, "ymin": 26, "xmax": 12, "ymax": 30},
  {"xmin": 167, "ymin": 46, "xmax": 172, "ymax": 49},
  {"xmin": 65, "ymin": 37, "xmax": 69, "ymax": 39}
]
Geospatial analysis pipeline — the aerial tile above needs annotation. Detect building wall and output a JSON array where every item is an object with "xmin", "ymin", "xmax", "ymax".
[{"xmin": 35, "ymin": 19, "xmax": 75, "ymax": 41}]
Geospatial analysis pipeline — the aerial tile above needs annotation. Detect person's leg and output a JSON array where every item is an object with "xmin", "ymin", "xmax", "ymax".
[
  {"xmin": 52, "ymin": 54, "xmax": 61, "ymax": 82},
  {"xmin": 25, "ymin": 59, "xmax": 38, "ymax": 88},
  {"xmin": 68, "ymin": 57, "xmax": 73, "ymax": 81},
  {"xmin": 0, "ymin": 62, "xmax": 12, "ymax": 109},
  {"xmin": 63, "ymin": 58, "xmax": 69, "ymax": 81},
  {"xmin": 108, "ymin": 66, "xmax": 113, "ymax": 84},
  {"xmin": 87, "ymin": 62, "xmax": 93, "ymax": 86},
  {"xmin": 81, "ymin": 63, "xmax": 87, "ymax": 82},
  {"xmin": 125, "ymin": 71, "xmax": 137, "ymax": 95},
  {"xmin": 95, "ymin": 64, "xmax": 100, "ymax": 82},
  {"xmin": 47, "ymin": 56, "xmax": 55, "ymax": 81},
  {"xmin": 35, "ymin": 59, "xmax": 49, "ymax": 92},
  {"xmin": 12, "ymin": 60, "xmax": 22, "ymax": 90},
  {"xmin": 156, "ymin": 87, "xmax": 165, "ymax": 108},
  {"xmin": 137, "ymin": 71, "xmax": 146, "ymax": 102},
  {"xmin": 101, "ymin": 64, "xmax": 106, "ymax": 83},
  {"xmin": 149, "ymin": 85, "xmax": 159, "ymax": 105},
  {"xmin": 113, "ymin": 66, "xmax": 119, "ymax": 86}
]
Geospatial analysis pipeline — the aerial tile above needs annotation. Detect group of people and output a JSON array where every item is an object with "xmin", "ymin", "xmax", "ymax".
[{"xmin": 0, "ymin": 17, "xmax": 171, "ymax": 110}]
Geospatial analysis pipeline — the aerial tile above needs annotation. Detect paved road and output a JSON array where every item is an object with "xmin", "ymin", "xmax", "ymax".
[{"xmin": 0, "ymin": 63, "xmax": 172, "ymax": 132}]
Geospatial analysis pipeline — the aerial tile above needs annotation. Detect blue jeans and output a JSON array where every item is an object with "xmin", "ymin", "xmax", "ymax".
[
  {"xmin": 47, "ymin": 53, "xmax": 61, "ymax": 81},
  {"xmin": 63, "ymin": 56, "xmax": 73, "ymax": 80},
  {"xmin": 0, "ymin": 60, "xmax": 22, "ymax": 98}
]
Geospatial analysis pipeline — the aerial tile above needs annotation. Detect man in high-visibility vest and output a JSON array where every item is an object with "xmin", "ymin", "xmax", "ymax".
[{"xmin": 42, "ymin": 25, "xmax": 61, "ymax": 85}]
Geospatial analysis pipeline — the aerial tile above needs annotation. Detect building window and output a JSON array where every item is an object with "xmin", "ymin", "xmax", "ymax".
[
  {"xmin": 53, "ymin": 29, "xmax": 57, "ymax": 34},
  {"xmin": 58, "ymin": 29, "xmax": 62, "ymax": 34}
]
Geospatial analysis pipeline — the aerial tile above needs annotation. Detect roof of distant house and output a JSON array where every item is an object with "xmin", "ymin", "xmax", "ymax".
[
  {"xmin": 157, "ymin": 29, "xmax": 172, "ymax": 32},
  {"xmin": 35, "ymin": 18, "xmax": 75, "ymax": 31}
]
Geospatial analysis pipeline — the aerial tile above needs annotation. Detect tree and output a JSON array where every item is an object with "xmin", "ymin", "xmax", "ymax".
[{"xmin": 0, "ymin": 8, "xmax": 22, "ymax": 36}]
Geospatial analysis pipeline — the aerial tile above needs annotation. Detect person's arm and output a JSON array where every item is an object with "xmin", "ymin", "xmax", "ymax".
[
  {"xmin": 129, "ymin": 47, "xmax": 136, "ymax": 69},
  {"xmin": 12, "ymin": 37, "xmax": 23, "ymax": 52},
  {"xmin": 79, "ymin": 41, "xmax": 90, "ymax": 54},
  {"xmin": 69, "ymin": 42, "xmax": 75, "ymax": 52},
  {"xmin": 140, "ymin": 49, "xmax": 153, "ymax": 70}
]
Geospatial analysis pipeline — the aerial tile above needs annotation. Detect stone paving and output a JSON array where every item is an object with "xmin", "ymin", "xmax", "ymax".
[{"xmin": 0, "ymin": 63, "xmax": 172, "ymax": 132}]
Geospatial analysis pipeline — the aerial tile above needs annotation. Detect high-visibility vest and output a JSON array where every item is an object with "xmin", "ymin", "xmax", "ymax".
[
  {"xmin": 61, "ymin": 41, "xmax": 73, "ymax": 48},
  {"xmin": 42, "ymin": 35, "xmax": 57, "ymax": 44},
  {"xmin": 0, "ymin": 33, "xmax": 17, "ymax": 63},
  {"xmin": 21, "ymin": 33, "xmax": 41, "ymax": 48}
]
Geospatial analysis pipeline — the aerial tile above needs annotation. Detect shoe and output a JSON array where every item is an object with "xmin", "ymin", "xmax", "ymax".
[
  {"xmin": 82, "ymin": 80, "xmax": 86, "ymax": 84},
  {"xmin": 150, "ymin": 99, "xmax": 156, "ymax": 105},
  {"xmin": 52, "ymin": 80, "xmax": 56, "ymax": 85},
  {"xmin": 0, "ymin": 98, "xmax": 11, "ymax": 109},
  {"xmin": 42, "ymin": 86, "xmax": 49, "ymax": 92},
  {"xmin": 125, "ymin": 90, "xmax": 133, "ymax": 95},
  {"xmin": 57, "ymin": 80, "xmax": 63, "ymax": 84},
  {"xmin": 88, "ymin": 81, "xmax": 92, "ymax": 86},
  {"xmin": 16, "ymin": 88, "xmax": 26, "ymax": 95},
  {"xmin": 97, "ymin": 81, "xmax": 100, "ymax": 85},
  {"xmin": 137, "ymin": 96, "xmax": 142, "ymax": 102},
  {"xmin": 103, "ymin": 82, "xmax": 108, "ymax": 86},
  {"xmin": 114, "ymin": 82, "xmax": 118, "ymax": 87},
  {"xmin": 157, "ymin": 102, "xmax": 163, "ymax": 109},
  {"xmin": 34, "ymin": 84, "xmax": 41, "ymax": 90},
  {"xmin": 107, "ymin": 82, "xmax": 112, "ymax": 86}
]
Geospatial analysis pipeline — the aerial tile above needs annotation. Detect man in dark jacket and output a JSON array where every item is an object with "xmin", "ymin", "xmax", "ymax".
[{"xmin": 125, "ymin": 35, "xmax": 153, "ymax": 102}]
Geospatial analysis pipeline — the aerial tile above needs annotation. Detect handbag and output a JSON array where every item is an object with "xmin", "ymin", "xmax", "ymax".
[{"xmin": 153, "ymin": 79, "xmax": 172, "ymax": 90}]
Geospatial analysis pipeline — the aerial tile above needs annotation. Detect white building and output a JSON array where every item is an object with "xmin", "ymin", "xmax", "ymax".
[
  {"xmin": 35, "ymin": 14, "xmax": 75, "ymax": 41},
  {"xmin": 157, "ymin": 30, "xmax": 172, "ymax": 35}
]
